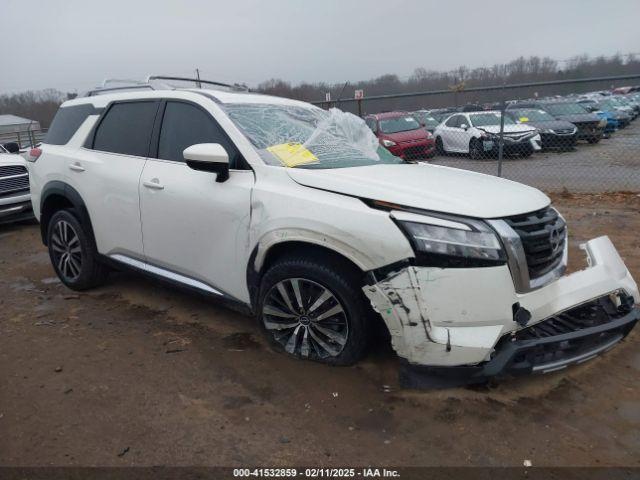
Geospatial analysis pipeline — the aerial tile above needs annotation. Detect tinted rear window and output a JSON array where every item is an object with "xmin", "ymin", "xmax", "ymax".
[
  {"xmin": 44, "ymin": 104, "xmax": 97, "ymax": 145},
  {"xmin": 93, "ymin": 101, "xmax": 158, "ymax": 157}
]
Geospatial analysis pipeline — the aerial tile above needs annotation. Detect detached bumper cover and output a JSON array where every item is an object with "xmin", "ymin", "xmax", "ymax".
[{"xmin": 364, "ymin": 235, "xmax": 638, "ymax": 373}]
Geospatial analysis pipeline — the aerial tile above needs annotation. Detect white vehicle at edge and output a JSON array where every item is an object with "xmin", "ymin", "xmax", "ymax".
[
  {"xmin": 0, "ymin": 143, "xmax": 33, "ymax": 224},
  {"xmin": 26, "ymin": 77, "xmax": 638, "ymax": 386},
  {"xmin": 434, "ymin": 111, "xmax": 542, "ymax": 160}
]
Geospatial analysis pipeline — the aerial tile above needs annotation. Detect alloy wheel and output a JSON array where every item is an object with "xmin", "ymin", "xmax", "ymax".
[
  {"xmin": 262, "ymin": 278, "xmax": 349, "ymax": 359},
  {"xmin": 50, "ymin": 220, "xmax": 83, "ymax": 281}
]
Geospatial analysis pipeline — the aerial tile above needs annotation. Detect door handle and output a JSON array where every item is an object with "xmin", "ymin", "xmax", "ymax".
[
  {"xmin": 143, "ymin": 179, "xmax": 164, "ymax": 190},
  {"xmin": 69, "ymin": 162, "xmax": 85, "ymax": 172}
]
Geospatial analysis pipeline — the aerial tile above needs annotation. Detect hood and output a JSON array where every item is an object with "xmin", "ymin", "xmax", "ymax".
[
  {"xmin": 287, "ymin": 163, "xmax": 550, "ymax": 219},
  {"xmin": 476, "ymin": 124, "xmax": 537, "ymax": 135},
  {"xmin": 0, "ymin": 153, "xmax": 26, "ymax": 166},
  {"xmin": 521, "ymin": 119, "xmax": 576, "ymax": 131},
  {"xmin": 380, "ymin": 128, "xmax": 429, "ymax": 143},
  {"xmin": 551, "ymin": 113, "xmax": 600, "ymax": 124}
]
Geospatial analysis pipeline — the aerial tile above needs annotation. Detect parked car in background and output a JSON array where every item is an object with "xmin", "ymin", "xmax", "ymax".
[
  {"xmin": 538, "ymin": 102, "xmax": 606, "ymax": 144},
  {"xmin": 428, "ymin": 108, "xmax": 458, "ymax": 123},
  {"xmin": 365, "ymin": 112, "xmax": 435, "ymax": 160},
  {"xmin": 610, "ymin": 96, "xmax": 639, "ymax": 119},
  {"xmin": 434, "ymin": 111, "xmax": 541, "ymax": 159},
  {"xmin": 577, "ymin": 99, "xmax": 630, "ymax": 132},
  {"xmin": 0, "ymin": 143, "xmax": 33, "ymax": 224},
  {"xmin": 506, "ymin": 108, "xmax": 577, "ymax": 149},
  {"xmin": 411, "ymin": 110, "xmax": 441, "ymax": 133}
]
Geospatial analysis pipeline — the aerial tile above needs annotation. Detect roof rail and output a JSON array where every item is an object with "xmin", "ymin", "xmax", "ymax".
[
  {"xmin": 83, "ymin": 75, "xmax": 250, "ymax": 98},
  {"xmin": 145, "ymin": 75, "xmax": 250, "ymax": 92},
  {"xmin": 86, "ymin": 78, "xmax": 156, "ymax": 97}
]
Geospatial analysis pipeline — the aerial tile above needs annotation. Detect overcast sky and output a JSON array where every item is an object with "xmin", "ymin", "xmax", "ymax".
[{"xmin": 2, "ymin": 0, "xmax": 639, "ymax": 95}]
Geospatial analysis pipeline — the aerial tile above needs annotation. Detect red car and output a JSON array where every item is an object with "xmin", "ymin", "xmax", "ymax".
[{"xmin": 364, "ymin": 111, "xmax": 436, "ymax": 160}]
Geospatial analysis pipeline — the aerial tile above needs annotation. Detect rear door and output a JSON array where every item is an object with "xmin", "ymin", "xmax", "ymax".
[
  {"xmin": 72, "ymin": 100, "xmax": 159, "ymax": 258},
  {"xmin": 139, "ymin": 100, "xmax": 254, "ymax": 302}
]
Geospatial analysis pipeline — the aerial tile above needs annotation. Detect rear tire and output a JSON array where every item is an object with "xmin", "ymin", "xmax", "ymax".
[
  {"xmin": 258, "ymin": 256, "xmax": 369, "ymax": 366},
  {"xmin": 47, "ymin": 210, "xmax": 108, "ymax": 291},
  {"xmin": 587, "ymin": 136, "xmax": 601, "ymax": 144}
]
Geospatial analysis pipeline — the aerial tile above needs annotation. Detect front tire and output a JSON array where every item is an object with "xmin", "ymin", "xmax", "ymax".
[
  {"xmin": 47, "ymin": 210, "xmax": 107, "ymax": 291},
  {"xmin": 435, "ymin": 136, "xmax": 445, "ymax": 155},
  {"xmin": 469, "ymin": 138, "xmax": 483, "ymax": 160},
  {"xmin": 258, "ymin": 256, "xmax": 369, "ymax": 366}
]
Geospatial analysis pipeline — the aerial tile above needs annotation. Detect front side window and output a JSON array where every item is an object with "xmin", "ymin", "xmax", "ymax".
[
  {"xmin": 158, "ymin": 101, "xmax": 242, "ymax": 168},
  {"xmin": 223, "ymin": 104, "xmax": 402, "ymax": 170},
  {"xmin": 93, "ymin": 101, "xmax": 158, "ymax": 156},
  {"xmin": 445, "ymin": 115, "xmax": 460, "ymax": 127}
]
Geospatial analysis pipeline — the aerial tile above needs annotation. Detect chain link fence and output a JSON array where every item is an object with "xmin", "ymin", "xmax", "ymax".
[{"xmin": 314, "ymin": 75, "xmax": 640, "ymax": 193}]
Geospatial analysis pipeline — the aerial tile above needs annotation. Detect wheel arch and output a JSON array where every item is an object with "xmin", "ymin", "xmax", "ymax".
[
  {"xmin": 246, "ymin": 238, "xmax": 367, "ymax": 313},
  {"xmin": 40, "ymin": 181, "xmax": 95, "ymax": 246}
]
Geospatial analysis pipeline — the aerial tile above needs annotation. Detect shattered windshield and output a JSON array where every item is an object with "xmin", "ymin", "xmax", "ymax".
[{"xmin": 222, "ymin": 103, "xmax": 402, "ymax": 169}]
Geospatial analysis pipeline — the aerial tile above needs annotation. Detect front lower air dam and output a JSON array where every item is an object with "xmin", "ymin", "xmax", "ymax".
[{"xmin": 363, "ymin": 236, "xmax": 639, "ymax": 389}]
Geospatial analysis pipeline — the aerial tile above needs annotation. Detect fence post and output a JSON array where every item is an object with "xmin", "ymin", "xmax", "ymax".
[
  {"xmin": 497, "ymin": 83, "xmax": 506, "ymax": 178},
  {"xmin": 357, "ymin": 98, "xmax": 362, "ymax": 118}
]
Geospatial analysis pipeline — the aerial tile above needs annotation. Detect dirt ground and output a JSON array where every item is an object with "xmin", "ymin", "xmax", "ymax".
[{"xmin": 0, "ymin": 193, "xmax": 639, "ymax": 467}]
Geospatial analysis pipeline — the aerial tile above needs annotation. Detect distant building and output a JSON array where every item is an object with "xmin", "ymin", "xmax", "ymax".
[{"xmin": 0, "ymin": 114, "xmax": 41, "ymax": 136}]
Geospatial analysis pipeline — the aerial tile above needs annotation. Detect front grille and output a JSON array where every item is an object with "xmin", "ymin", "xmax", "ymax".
[
  {"xmin": 575, "ymin": 121, "xmax": 600, "ymax": 132},
  {"xmin": 493, "ymin": 294, "xmax": 638, "ymax": 375},
  {"xmin": 504, "ymin": 207, "xmax": 566, "ymax": 280},
  {"xmin": 552, "ymin": 128, "xmax": 575, "ymax": 135},
  {"xmin": 0, "ymin": 165, "xmax": 29, "ymax": 196},
  {"xmin": 516, "ymin": 295, "xmax": 629, "ymax": 341}
]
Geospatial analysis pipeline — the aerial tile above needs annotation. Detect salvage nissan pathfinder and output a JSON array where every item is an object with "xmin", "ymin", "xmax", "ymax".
[{"xmin": 26, "ymin": 76, "xmax": 639, "ymax": 387}]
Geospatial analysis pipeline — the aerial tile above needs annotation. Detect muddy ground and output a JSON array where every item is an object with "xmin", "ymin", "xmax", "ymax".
[{"xmin": 1, "ymin": 193, "xmax": 639, "ymax": 467}]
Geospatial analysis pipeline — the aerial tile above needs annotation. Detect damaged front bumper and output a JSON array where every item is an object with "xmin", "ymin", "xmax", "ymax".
[{"xmin": 363, "ymin": 235, "xmax": 639, "ymax": 383}]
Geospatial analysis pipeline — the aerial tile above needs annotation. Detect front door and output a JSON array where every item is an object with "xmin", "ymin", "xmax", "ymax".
[{"xmin": 139, "ymin": 100, "xmax": 254, "ymax": 303}]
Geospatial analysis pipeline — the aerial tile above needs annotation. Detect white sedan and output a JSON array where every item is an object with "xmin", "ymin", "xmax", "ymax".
[{"xmin": 434, "ymin": 111, "xmax": 541, "ymax": 159}]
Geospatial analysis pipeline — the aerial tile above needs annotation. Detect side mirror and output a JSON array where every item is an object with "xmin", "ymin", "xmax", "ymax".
[
  {"xmin": 460, "ymin": 123, "xmax": 469, "ymax": 130},
  {"xmin": 3, "ymin": 142, "xmax": 20, "ymax": 154},
  {"xmin": 183, "ymin": 143, "xmax": 229, "ymax": 182}
]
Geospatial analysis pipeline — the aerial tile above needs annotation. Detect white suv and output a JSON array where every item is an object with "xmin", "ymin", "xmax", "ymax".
[
  {"xmin": 27, "ymin": 79, "xmax": 638, "ymax": 386},
  {"xmin": 434, "ymin": 111, "xmax": 542, "ymax": 159}
]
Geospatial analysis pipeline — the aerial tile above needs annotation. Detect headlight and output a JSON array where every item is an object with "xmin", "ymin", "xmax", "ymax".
[
  {"xmin": 382, "ymin": 139, "xmax": 396, "ymax": 147},
  {"xmin": 394, "ymin": 213, "xmax": 506, "ymax": 267},
  {"xmin": 539, "ymin": 128, "xmax": 552, "ymax": 134}
]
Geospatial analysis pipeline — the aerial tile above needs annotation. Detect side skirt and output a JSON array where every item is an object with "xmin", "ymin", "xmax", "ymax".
[{"xmin": 101, "ymin": 253, "xmax": 253, "ymax": 316}]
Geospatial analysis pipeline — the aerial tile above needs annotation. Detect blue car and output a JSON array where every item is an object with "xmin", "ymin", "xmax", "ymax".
[{"xmin": 578, "ymin": 99, "xmax": 630, "ymax": 136}]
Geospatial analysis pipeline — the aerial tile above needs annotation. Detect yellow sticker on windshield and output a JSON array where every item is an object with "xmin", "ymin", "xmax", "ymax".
[
  {"xmin": 519, "ymin": 117, "xmax": 529, "ymax": 122},
  {"xmin": 267, "ymin": 142, "xmax": 318, "ymax": 167}
]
